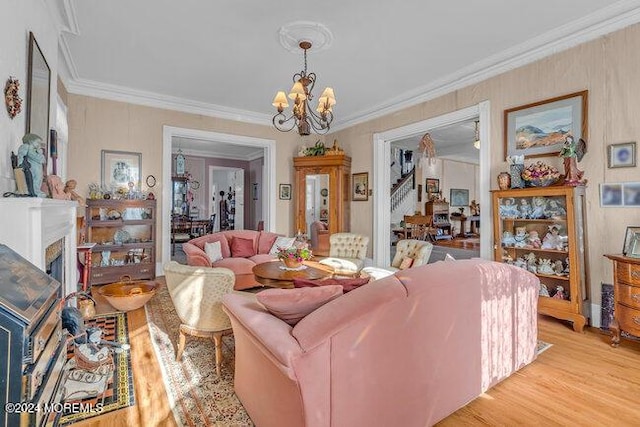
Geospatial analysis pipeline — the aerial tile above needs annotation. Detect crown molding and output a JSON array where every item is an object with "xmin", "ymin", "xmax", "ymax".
[
  {"xmin": 174, "ymin": 147, "xmax": 264, "ymax": 162},
  {"xmin": 58, "ymin": 35, "xmax": 79, "ymax": 81},
  {"xmin": 65, "ymin": 78, "xmax": 273, "ymax": 126},
  {"xmin": 331, "ymin": 0, "xmax": 640, "ymax": 132}
]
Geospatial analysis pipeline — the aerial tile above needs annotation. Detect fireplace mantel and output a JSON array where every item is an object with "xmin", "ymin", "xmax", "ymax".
[{"xmin": 0, "ymin": 198, "xmax": 77, "ymax": 296}]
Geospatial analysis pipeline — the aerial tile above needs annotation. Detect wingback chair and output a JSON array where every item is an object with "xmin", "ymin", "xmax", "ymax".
[
  {"xmin": 390, "ymin": 239, "xmax": 433, "ymax": 271},
  {"xmin": 163, "ymin": 261, "xmax": 235, "ymax": 375},
  {"xmin": 319, "ymin": 233, "xmax": 369, "ymax": 276}
]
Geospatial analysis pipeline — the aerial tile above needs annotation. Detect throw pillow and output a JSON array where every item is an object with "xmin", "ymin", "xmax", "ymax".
[
  {"xmin": 398, "ymin": 257, "xmax": 414, "ymax": 270},
  {"xmin": 293, "ymin": 277, "xmax": 370, "ymax": 293},
  {"xmin": 230, "ymin": 237, "xmax": 256, "ymax": 258},
  {"xmin": 268, "ymin": 236, "xmax": 296, "ymax": 256},
  {"xmin": 444, "ymin": 253, "xmax": 456, "ymax": 262},
  {"xmin": 204, "ymin": 241, "xmax": 223, "ymax": 263},
  {"xmin": 256, "ymin": 285, "xmax": 343, "ymax": 325}
]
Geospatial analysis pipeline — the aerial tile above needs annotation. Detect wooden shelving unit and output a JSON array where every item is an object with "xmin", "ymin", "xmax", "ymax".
[{"xmin": 86, "ymin": 199, "xmax": 156, "ymax": 286}]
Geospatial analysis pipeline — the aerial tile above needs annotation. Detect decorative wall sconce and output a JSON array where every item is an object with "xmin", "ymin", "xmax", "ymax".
[{"xmin": 4, "ymin": 77, "xmax": 22, "ymax": 119}]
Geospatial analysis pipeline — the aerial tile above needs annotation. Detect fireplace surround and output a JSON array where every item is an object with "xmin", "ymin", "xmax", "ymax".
[{"xmin": 0, "ymin": 198, "xmax": 77, "ymax": 297}]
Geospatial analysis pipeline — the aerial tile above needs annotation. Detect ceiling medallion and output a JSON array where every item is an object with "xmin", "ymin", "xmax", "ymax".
[{"xmin": 278, "ymin": 21, "xmax": 333, "ymax": 53}]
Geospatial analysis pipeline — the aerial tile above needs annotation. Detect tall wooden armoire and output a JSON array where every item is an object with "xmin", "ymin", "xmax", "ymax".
[{"xmin": 293, "ymin": 154, "xmax": 351, "ymax": 237}]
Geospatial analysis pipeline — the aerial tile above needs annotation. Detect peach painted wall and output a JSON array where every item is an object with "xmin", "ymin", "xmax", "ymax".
[
  {"xmin": 327, "ymin": 23, "xmax": 640, "ymax": 324},
  {"xmin": 66, "ymin": 94, "xmax": 321, "ymax": 260}
]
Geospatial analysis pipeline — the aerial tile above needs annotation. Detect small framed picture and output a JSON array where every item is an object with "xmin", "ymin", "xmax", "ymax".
[
  {"xmin": 101, "ymin": 150, "xmax": 142, "ymax": 190},
  {"xmin": 622, "ymin": 226, "xmax": 640, "ymax": 256},
  {"xmin": 450, "ymin": 188, "xmax": 469, "ymax": 207},
  {"xmin": 600, "ymin": 183, "xmax": 623, "ymax": 207},
  {"xmin": 279, "ymin": 184, "xmax": 291, "ymax": 200},
  {"xmin": 628, "ymin": 233, "xmax": 640, "ymax": 258},
  {"xmin": 608, "ymin": 142, "xmax": 636, "ymax": 168},
  {"xmin": 426, "ymin": 178, "xmax": 440, "ymax": 194},
  {"xmin": 352, "ymin": 172, "xmax": 369, "ymax": 201},
  {"xmin": 624, "ymin": 182, "xmax": 640, "ymax": 206}
]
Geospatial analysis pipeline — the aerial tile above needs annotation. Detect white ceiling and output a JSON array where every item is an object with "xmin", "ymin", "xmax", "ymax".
[
  {"xmin": 59, "ymin": 0, "xmax": 640, "ymax": 131},
  {"xmin": 393, "ymin": 120, "xmax": 480, "ymax": 165}
]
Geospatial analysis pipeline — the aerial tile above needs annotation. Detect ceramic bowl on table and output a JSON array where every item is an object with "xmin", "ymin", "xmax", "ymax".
[{"xmin": 97, "ymin": 278, "xmax": 157, "ymax": 311}]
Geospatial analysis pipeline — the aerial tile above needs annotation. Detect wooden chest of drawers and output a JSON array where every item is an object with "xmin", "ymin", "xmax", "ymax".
[{"xmin": 604, "ymin": 254, "xmax": 640, "ymax": 346}]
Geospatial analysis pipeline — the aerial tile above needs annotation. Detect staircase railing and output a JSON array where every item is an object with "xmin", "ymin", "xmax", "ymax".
[{"xmin": 391, "ymin": 167, "xmax": 415, "ymax": 211}]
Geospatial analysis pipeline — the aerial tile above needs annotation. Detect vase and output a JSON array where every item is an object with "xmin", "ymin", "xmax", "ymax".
[
  {"xmin": 282, "ymin": 258, "xmax": 302, "ymax": 269},
  {"xmin": 510, "ymin": 164, "xmax": 525, "ymax": 189},
  {"xmin": 497, "ymin": 172, "xmax": 511, "ymax": 190}
]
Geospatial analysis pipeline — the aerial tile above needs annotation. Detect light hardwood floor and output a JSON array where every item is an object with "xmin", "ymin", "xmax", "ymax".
[{"xmin": 85, "ymin": 288, "xmax": 640, "ymax": 426}]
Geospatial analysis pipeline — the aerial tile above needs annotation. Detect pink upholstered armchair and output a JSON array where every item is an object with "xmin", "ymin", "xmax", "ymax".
[{"xmin": 309, "ymin": 221, "xmax": 330, "ymax": 256}]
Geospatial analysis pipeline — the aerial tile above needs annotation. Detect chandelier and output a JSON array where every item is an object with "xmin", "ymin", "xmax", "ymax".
[{"xmin": 272, "ymin": 41, "xmax": 336, "ymax": 136}]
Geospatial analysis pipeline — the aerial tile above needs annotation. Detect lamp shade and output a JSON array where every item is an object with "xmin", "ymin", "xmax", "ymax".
[
  {"xmin": 272, "ymin": 91, "xmax": 289, "ymax": 108},
  {"xmin": 288, "ymin": 81, "xmax": 307, "ymax": 100},
  {"xmin": 320, "ymin": 87, "xmax": 336, "ymax": 103}
]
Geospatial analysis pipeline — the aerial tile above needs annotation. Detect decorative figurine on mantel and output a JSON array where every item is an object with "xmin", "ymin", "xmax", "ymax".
[
  {"xmin": 17, "ymin": 133, "xmax": 46, "ymax": 197},
  {"xmin": 559, "ymin": 135, "xmax": 587, "ymax": 186}
]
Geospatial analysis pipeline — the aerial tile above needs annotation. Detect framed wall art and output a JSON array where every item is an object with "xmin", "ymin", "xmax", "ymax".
[
  {"xmin": 600, "ymin": 183, "xmax": 623, "ymax": 207},
  {"xmin": 426, "ymin": 178, "xmax": 440, "ymax": 194},
  {"xmin": 352, "ymin": 172, "xmax": 369, "ymax": 201},
  {"xmin": 101, "ymin": 150, "xmax": 142, "ymax": 190},
  {"xmin": 279, "ymin": 184, "xmax": 291, "ymax": 200},
  {"xmin": 608, "ymin": 142, "xmax": 636, "ymax": 168},
  {"xmin": 450, "ymin": 188, "xmax": 469, "ymax": 207},
  {"xmin": 504, "ymin": 91, "xmax": 588, "ymax": 159}
]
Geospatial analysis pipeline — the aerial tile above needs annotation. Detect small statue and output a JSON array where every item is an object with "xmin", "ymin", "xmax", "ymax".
[
  {"xmin": 541, "ymin": 224, "xmax": 565, "ymax": 250},
  {"xmin": 513, "ymin": 257, "xmax": 527, "ymax": 270},
  {"xmin": 559, "ymin": 135, "xmax": 587, "ymax": 186},
  {"xmin": 469, "ymin": 200, "xmax": 480, "ymax": 216},
  {"xmin": 499, "ymin": 198, "xmax": 519, "ymax": 218},
  {"xmin": 539, "ymin": 283, "xmax": 550, "ymax": 297},
  {"xmin": 518, "ymin": 199, "xmax": 532, "ymax": 219},
  {"xmin": 553, "ymin": 259, "xmax": 565, "ymax": 275},
  {"xmin": 17, "ymin": 133, "xmax": 46, "ymax": 197},
  {"xmin": 526, "ymin": 230, "xmax": 542, "ymax": 249},
  {"xmin": 563, "ymin": 257, "xmax": 570, "ymax": 274},
  {"xmin": 530, "ymin": 197, "xmax": 547, "ymax": 219},
  {"xmin": 552, "ymin": 285, "xmax": 566, "ymax": 300},
  {"xmin": 545, "ymin": 199, "xmax": 567, "ymax": 218},
  {"xmin": 524, "ymin": 252, "xmax": 537, "ymax": 273},
  {"xmin": 502, "ymin": 231, "xmax": 516, "ymax": 247},
  {"xmin": 537, "ymin": 258, "xmax": 555, "ymax": 275},
  {"xmin": 513, "ymin": 226, "xmax": 529, "ymax": 248}
]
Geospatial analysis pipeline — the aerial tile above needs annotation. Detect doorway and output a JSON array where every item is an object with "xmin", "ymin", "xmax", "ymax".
[
  {"xmin": 209, "ymin": 166, "xmax": 245, "ymax": 231},
  {"xmin": 372, "ymin": 102, "xmax": 491, "ymax": 267},
  {"xmin": 161, "ymin": 126, "xmax": 276, "ymax": 269}
]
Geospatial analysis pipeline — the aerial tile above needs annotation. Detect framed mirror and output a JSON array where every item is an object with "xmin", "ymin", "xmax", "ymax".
[{"xmin": 26, "ymin": 31, "xmax": 51, "ymax": 157}]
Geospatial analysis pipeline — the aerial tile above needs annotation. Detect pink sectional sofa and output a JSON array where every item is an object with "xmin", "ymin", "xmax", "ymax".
[
  {"xmin": 223, "ymin": 259, "xmax": 539, "ymax": 427},
  {"xmin": 182, "ymin": 230, "xmax": 280, "ymax": 290}
]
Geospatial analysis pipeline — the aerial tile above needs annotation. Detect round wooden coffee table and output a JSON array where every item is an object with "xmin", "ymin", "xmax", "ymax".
[{"xmin": 252, "ymin": 260, "xmax": 334, "ymax": 289}]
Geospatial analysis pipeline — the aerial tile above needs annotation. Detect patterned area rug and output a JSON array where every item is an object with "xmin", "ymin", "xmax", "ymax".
[
  {"xmin": 58, "ymin": 312, "xmax": 135, "ymax": 425},
  {"xmin": 145, "ymin": 284, "xmax": 253, "ymax": 426},
  {"xmin": 536, "ymin": 340, "xmax": 553, "ymax": 355}
]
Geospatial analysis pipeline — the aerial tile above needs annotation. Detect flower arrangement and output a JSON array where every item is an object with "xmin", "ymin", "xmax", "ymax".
[
  {"xmin": 276, "ymin": 245, "xmax": 312, "ymax": 263},
  {"xmin": 521, "ymin": 161, "xmax": 561, "ymax": 187}
]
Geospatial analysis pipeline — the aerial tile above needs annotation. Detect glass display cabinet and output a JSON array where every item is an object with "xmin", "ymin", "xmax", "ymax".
[{"xmin": 492, "ymin": 186, "xmax": 589, "ymax": 332}]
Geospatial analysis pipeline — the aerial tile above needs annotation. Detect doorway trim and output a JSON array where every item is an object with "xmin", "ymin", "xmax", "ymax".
[
  {"xmin": 161, "ymin": 126, "xmax": 276, "ymax": 269},
  {"xmin": 372, "ymin": 101, "xmax": 491, "ymax": 266}
]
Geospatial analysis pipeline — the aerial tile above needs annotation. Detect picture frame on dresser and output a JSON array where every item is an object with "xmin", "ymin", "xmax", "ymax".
[{"xmin": 623, "ymin": 226, "xmax": 640, "ymax": 256}]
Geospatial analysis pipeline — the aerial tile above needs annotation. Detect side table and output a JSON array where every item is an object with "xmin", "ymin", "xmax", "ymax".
[
  {"xmin": 77, "ymin": 242, "xmax": 96, "ymax": 292},
  {"xmin": 604, "ymin": 254, "xmax": 640, "ymax": 346}
]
